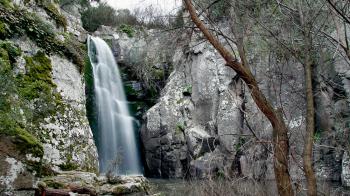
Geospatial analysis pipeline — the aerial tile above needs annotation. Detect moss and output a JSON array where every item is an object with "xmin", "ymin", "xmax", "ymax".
[
  {"xmin": 13, "ymin": 127, "xmax": 44, "ymax": 157},
  {"xmin": 0, "ymin": 41, "xmax": 22, "ymax": 64},
  {"xmin": 63, "ymin": 37, "xmax": 85, "ymax": 72},
  {"xmin": 0, "ymin": 48, "xmax": 9, "ymax": 62},
  {"xmin": 17, "ymin": 51, "xmax": 57, "ymax": 104},
  {"xmin": 44, "ymin": 179, "xmax": 65, "ymax": 189},
  {"xmin": 59, "ymin": 162, "xmax": 79, "ymax": 171},
  {"xmin": 0, "ymin": 46, "xmax": 44, "ymax": 160},
  {"xmin": 0, "ymin": 6, "xmax": 85, "ymax": 72},
  {"xmin": 25, "ymin": 51, "xmax": 54, "ymax": 85},
  {"xmin": 58, "ymin": 148, "xmax": 79, "ymax": 171},
  {"xmin": 0, "ymin": 21, "xmax": 9, "ymax": 38},
  {"xmin": 0, "ymin": 100, "xmax": 43, "ymax": 159}
]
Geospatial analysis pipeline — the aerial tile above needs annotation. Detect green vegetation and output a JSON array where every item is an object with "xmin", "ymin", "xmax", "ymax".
[
  {"xmin": 120, "ymin": 24, "xmax": 135, "ymax": 38},
  {"xmin": 59, "ymin": 162, "xmax": 79, "ymax": 171},
  {"xmin": 0, "ymin": 5, "xmax": 85, "ymax": 72},
  {"xmin": 314, "ymin": 131, "xmax": 321, "ymax": 142},
  {"xmin": 176, "ymin": 122, "xmax": 186, "ymax": 135},
  {"xmin": 44, "ymin": 179, "xmax": 65, "ymax": 189},
  {"xmin": 41, "ymin": 3, "xmax": 68, "ymax": 30},
  {"xmin": 81, "ymin": 3, "xmax": 117, "ymax": 32},
  {"xmin": 0, "ymin": 0, "xmax": 11, "ymax": 8},
  {"xmin": 235, "ymin": 137, "xmax": 246, "ymax": 151},
  {"xmin": 0, "ymin": 42, "xmax": 44, "ymax": 159}
]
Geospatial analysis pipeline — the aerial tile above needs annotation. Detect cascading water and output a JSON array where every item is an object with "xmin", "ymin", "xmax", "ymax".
[{"xmin": 87, "ymin": 36, "xmax": 142, "ymax": 175}]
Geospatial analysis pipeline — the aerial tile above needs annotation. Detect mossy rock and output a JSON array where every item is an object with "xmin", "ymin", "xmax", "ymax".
[
  {"xmin": 0, "ymin": 6, "xmax": 85, "ymax": 72},
  {"xmin": 41, "ymin": 3, "xmax": 68, "ymax": 30},
  {"xmin": 59, "ymin": 162, "xmax": 79, "ymax": 171},
  {"xmin": 43, "ymin": 179, "xmax": 65, "ymax": 189}
]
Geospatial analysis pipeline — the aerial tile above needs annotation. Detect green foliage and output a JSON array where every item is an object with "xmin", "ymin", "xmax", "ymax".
[
  {"xmin": 0, "ymin": 0, "xmax": 11, "ymax": 8},
  {"xmin": 41, "ymin": 3, "xmax": 68, "ymax": 30},
  {"xmin": 0, "ymin": 21, "xmax": 8, "ymax": 37},
  {"xmin": 176, "ymin": 122, "xmax": 185, "ymax": 134},
  {"xmin": 235, "ymin": 137, "xmax": 246, "ymax": 151},
  {"xmin": 63, "ymin": 34, "xmax": 86, "ymax": 72},
  {"xmin": 119, "ymin": 24, "xmax": 135, "ymax": 38},
  {"xmin": 0, "ymin": 41, "xmax": 22, "ymax": 64},
  {"xmin": 115, "ymin": 9, "xmax": 138, "ymax": 26},
  {"xmin": 171, "ymin": 9, "xmax": 184, "ymax": 28},
  {"xmin": 314, "ymin": 131, "xmax": 321, "ymax": 143},
  {"xmin": 22, "ymin": 0, "xmax": 67, "ymax": 30},
  {"xmin": 81, "ymin": 3, "xmax": 117, "ymax": 32}
]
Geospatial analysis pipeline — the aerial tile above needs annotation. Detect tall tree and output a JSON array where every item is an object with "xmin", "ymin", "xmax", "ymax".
[{"xmin": 183, "ymin": 0, "xmax": 294, "ymax": 195}]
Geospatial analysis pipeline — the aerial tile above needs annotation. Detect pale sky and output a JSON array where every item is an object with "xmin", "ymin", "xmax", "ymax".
[{"xmin": 104, "ymin": 0, "xmax": 181, "ymax": 14}]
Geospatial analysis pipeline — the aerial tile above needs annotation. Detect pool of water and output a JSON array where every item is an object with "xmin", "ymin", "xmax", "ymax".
[{"xmin": 148, "ymin": 178, "xmax": 350, "ymax": 196}]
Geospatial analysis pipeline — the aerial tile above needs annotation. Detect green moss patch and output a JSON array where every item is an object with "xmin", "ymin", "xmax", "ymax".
[
  {"xmin": 0, "ymin": 43, "xmax": 44, "ymax": 160},
  {"xmin": 0, "ymin": 6, "xmax": 84, "ymax": 72}
]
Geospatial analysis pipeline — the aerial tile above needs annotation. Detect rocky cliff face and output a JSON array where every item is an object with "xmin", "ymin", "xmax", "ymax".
[
  {"xmin": 141, "ymin": 28, "xmax": 350, "ymax": 186},
  {"xmin": 0, "ymin": 1, "xmax": 98, "ymax": 194},
  {"xmin": 141, "ymin": 38, "xmax": 244, "ymax": 178}
]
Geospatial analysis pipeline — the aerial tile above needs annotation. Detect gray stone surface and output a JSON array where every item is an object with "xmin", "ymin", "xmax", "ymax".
[
  {"xmin": 40, "ymin": 171, "xmax": 149, "ymax": 195},
  {"xmin": 141, "ymin": 39, "xmax": 242, "ymax": 178}
]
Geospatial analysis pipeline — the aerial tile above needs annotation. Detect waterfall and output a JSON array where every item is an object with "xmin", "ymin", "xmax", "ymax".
[{"xmin": 87, "ymin": 36, "xmax": 142, "ymax": 175}]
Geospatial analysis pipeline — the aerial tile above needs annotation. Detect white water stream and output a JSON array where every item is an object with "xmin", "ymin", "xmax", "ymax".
[{"xmin": 88, "ymin": 36, "xmax": 142, "ymax": 175}]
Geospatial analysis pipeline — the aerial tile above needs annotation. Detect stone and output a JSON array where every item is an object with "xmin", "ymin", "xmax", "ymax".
[
  {"xmin": 40, "ymin": 172, "xmax": 148, "ymax": 196},
  {"xmin": 141, "ymin": 39, "xmax": 240, "ymax": 178},
  {"xmin": 342, "ymin": 151, "xmax": 350, "ymax": 187}
]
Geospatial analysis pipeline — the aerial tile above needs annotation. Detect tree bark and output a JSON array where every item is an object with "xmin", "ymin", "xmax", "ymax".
[
  {"xmin": 303, "ymin": 49, "xmax": 317, "ymax": 196},
  {"xmin": 183, "ymin": 0, "xmax": 294, "ymax": 195},
  {"xmin": 299, "ymin": 2, "xmax": 318, "ymax": 195}
]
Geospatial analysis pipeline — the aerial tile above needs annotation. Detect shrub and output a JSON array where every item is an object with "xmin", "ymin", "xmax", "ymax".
[
  {"xmin": 119, "ymin": 24, "xmax": 134, "ymax": 37},
  {"xmin": 115, "ymin": 9, "xmax": 138, "ymax": 26},
  {"xmin": 41, "ymin": 2, "xmax": 68, "ymax": 30},
  {"xmin": 81, "ymin": 3, "xmax": 117, "ymax": 32}
]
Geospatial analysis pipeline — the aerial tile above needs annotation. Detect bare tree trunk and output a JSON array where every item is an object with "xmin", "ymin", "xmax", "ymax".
[
  {"xmin": 302, "ymin": 35, "xmax": 317, "ymax": 196},
  {"xmin": 299, "ymin": 2, "xmax": 318, "ymax": 195},
  {"xmin": 303, "ymin": 49, "xmax": 317, "ymax": 196},
  {"xmin": 183, "ymin": 0, "xmax": 294, "ymax": 195}
]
